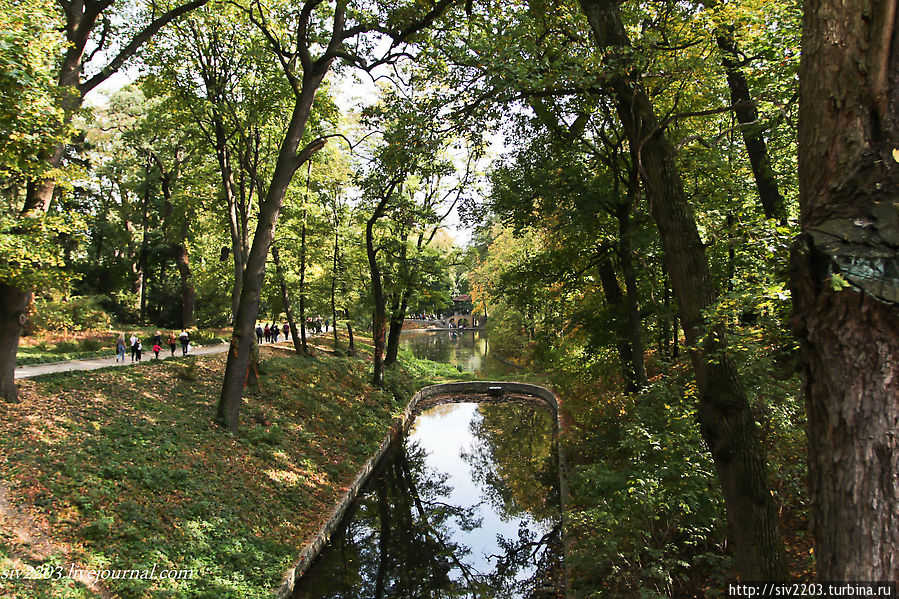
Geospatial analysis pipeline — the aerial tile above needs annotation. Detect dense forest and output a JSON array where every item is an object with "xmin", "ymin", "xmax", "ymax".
[{"xmin": 1, "ymin": 0, "xmax": 897, "ymax": 595}]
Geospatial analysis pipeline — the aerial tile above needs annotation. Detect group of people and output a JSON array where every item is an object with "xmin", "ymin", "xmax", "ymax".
[
  {"xmin": 256, "ymin": 323, "xmax": 289, "ymax": 344},
  {"xmin": 254, "ymin": 318, "xmax": 331, "ymax": 344},
  {"xmin": 116, "ymin": 330, "xmax": 191, "ymax": 362}
]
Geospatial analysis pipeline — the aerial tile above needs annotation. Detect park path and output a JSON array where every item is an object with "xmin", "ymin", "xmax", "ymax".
[{"xmin": 14, "ymin": 340, "xmax": 294, "ymax": 380}]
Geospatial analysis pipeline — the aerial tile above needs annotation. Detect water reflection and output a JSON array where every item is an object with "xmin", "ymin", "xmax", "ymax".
[
  {"xmin": 292, "ymin": 402, "xmax": 563, "ymax": 598},
  {"xmin": 399, "ymin": 329, "xmax": 511, "ymax": 378}
]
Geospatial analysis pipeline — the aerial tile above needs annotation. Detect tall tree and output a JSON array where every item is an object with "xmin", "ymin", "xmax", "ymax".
[
  {"xmin": 215, "ymin": 0, "xmax": 459, "ymax": 432},
  {"xmin": 576, "ymin": 0, "xmax": 786, "ymax": 578},
  {"xmin": 792, "ymin": 0, "xmax": 899, "ymax": 579},
  {"xmin": 1, "ymin": 0, "xmax": 208, "ymax": 402}
]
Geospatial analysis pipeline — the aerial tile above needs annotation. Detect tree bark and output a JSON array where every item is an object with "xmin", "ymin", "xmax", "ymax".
[
  {"xmin": 578, "ymin": 0, "xmax": 787, "ymax": 578},
  {"xmin": 213, "ymin": 114, "xmax": 247, "ymax": 325},
  {"xmin": 367, "ymin": 197, "xmax": 390, "ymax": 387},
  {"xmin": 384, "ymin": 288, "xmax": 411, "ymax": 367},
  {"xmin": 175, "ymin": 240, "xmax": 195, "ymax": 328},
  {"xmin": 216, "ymin": 69, "xmax": 328, "ymax": 433},
  {"xmin": 618, "ymin": 202, "xmax": 647, "ymax": 390},
  {"xmin": 331, "ymin": 215, "xmax": 340, "ymax": 348},
  {"xmin": 298, "ymin": 215, "xmax": 309, "ymax": 353},
  {"xmin": 597, "ymin": 258, "xmax": 640, "ymax": 393},
  {"xmin": 792, "ymin": 0, "xmax": 899, "ymax": 579},
  {"xmin": 0, "ymin": 284, "xmax": 29, "ymax": 402}
]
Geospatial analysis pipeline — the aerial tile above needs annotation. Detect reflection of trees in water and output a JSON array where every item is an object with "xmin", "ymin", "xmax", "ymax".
[
  {"xmin": 293, "ymin": 441, "xmax": 487, "ymax": 598},
  {"xmin": 462, "ymin": 403, "xmax": 564, "ymax": 598},
  {"xmin": 464, "ymin": 404, "xmax": 559, "ymax": 521},
  {"xmin": 293, "ymin": 402, "xmax": 563, "ymax": 599}
]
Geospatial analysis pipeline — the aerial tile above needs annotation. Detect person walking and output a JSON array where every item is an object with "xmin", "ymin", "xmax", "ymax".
[
  {"xmin": 168, "ymin": 331, "xmax": 177, "ymax": 357},
  {"xmin": 256, "ymin": 324, "xmax": 264, "ymax": 344},
  {"xmin": 263, "ymin": 324, "xmax": 270, "ymax": 343},
  {"xmin": 152, "ymin": 342, "xmax": 161, "ymax": 359},
  {"xmin": 152, "ymin": 330, "xmax": 162, "ymax": 348},
  {"xmin": 271, "ymin": 323, "xmax": 279, "ymax": 342},
  {"xmin": 135, "ymin": 339, "xmax": 143, "ymax": 362},
  {"xmin": 129, "ymin": 333, "xmax": 139, "ymax": 362},
  {"xmin": 179, "ymin": 330, "xmax": 190, "ymax": 356},
  {"xmin": 282, "ymin": 323, "xmax": 289, "ymax": 341},
  {"xmin": 116, "ymin": 334, "xmax": 126, "ymax": 362}
]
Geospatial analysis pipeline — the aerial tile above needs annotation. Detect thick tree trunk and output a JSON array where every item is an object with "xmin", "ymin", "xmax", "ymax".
[
  {"xmin": 346, "ymin": 320, "xmax": 356, "ymax": 356},
  {"xmin": 368, "ymin": 226, "xmax": 387, "ymax": 387},
  {"xmin": 793, "ymin": 0, "xmax": 899, "ymax": 579},
  {"xmin": 0, "ymin": 283, "xmax": 29, "ymax": 402},
  {"xmin": 331, "ymin": 223, "xmax": 340, "ymax": 348},
  {"xmin": 366, "ymin": 191, "xmax": 393, "ymax": 387},
  {"xmin": 578, "ymin": 0, "xmax": 786, "ymax": 578},
  {"xmin": 271, "ymin": 244, "xmax": 303, "ymax": 355},
  {"xmin": 213, "ymin": 115, "xmax": 246, "ymax": 325},
  {"xmin": 175, "ymin": 242, "xmax": 195, "ymax": 329},
  {"xmin": 216, "ymin": 72, "xmax": 328, "ymax": 433}
]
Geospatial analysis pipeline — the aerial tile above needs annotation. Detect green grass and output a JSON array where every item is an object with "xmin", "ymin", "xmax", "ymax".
[{"xmin": 0, "ymin": 345, "xmax": 464, "ymax": 598}]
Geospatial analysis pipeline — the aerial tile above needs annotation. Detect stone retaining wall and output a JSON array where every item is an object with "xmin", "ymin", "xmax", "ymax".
[{"xmin": 275, "ymin": 380, "xmax": 569, "ymax": 599}]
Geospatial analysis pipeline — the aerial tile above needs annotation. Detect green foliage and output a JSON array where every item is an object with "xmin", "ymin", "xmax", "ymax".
[
  {"xmin": 0, "ymin": 214, "xmax": 83, "ymax": 293},
  {"xmin": 29, "ymin": 295, "xmax": 111, "ymax": 332},
  {"xmin": 0, "ymin": 0, "xmax": 70, "ymax": 184}
]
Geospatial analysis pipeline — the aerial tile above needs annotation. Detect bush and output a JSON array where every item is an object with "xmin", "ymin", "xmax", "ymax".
[
  {"xmin": 31, "ymin": 295, "xmax": 111, "ymax": 331},
  {"xmin": 54, "ymin": 340, "xmax": 80, "ymax": 353},
  {"xmin": 80, "ymin": 337, "xmax": 104, "ymax": 351}
]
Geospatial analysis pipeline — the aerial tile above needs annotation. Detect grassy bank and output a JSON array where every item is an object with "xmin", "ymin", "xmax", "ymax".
[{"xmin": 0, "ymin": 341, "xmax": 461, "ymax": 598}]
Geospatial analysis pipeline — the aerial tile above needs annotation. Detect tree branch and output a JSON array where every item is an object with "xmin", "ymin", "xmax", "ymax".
[{"xmin": 79, "ymin": 0, "xmax": 209, "ymax": 96}]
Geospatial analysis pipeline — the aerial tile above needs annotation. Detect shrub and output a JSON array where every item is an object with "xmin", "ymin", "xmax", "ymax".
[
  {"xmin": 80, "ymin": 337, "xmax": 104, "ymax": 351},
  {"xmin": 31, "ymin": 295, "xmax": 111, "ymax": 331},
  {"xmin": 54, "ymin": 340, "xmax": 81, "ymax": 353}
]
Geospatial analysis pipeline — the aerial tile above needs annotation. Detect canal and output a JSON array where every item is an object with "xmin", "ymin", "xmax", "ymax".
[{"xmin": 291, "ymin": 330, "xmax": 564, "ymax": 598}]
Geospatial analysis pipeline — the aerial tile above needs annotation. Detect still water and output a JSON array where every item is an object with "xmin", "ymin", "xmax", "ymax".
[
  {"xmin": 397, "ymin": 329, "xmax": 511, "ymax": 378},
  {"xmin": 292, "ymin": 330, "xmax": 563, "ymax": 598}
]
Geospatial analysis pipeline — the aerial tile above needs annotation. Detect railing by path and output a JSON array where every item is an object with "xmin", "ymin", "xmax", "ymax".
[{"xmin": 276, "ymin": 380, "xmax": 570, "ymax": 599}]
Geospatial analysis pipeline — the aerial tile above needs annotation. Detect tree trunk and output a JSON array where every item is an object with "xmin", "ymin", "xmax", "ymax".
[
  {"xmin": 331, "ymin": 220, "xmax": 340, "ymax": 348},
  {"xmin": 175, "ymin": 242, "xmax": 195, "ymax": 329},
  {"xmin": 216, "ymin": 70, "xmax": 328, "ymax": 434},
  {"xmin": 713, "ymin": 27, "xmax": 787, "ymax": 223},
  {"xmin": 214, "ymin": 114, "xmax": 246, "ymax": 325},
  {"xmin": 0, "ymin": 284, "xmax": 29, "ymax": 402},
  {"xmin": 384, "ymin": 289, "xmax": 410, "ymax": 367},
  {"xmin": 271, "ymin": 244, "xmax": 303, "ymax": 355},
  {"xmin": 346, "ymin": 320, "xmax": 356, "ymax": 356},
  {"xmin": 792, "ymin": 0, "xmax": 899, "ymax": 579},
  {"xmin": 299, "ymin": 211, "xmax": 309, "ymax": 354},
  {"xmin": 578, "ymin": 0, "xmax": 787, "ymax": 578},
  {"xmin": 618, "ymin": 203, "xmax": 647, "ymax": 389},
  {"xmin": 368, "ymin": 221, "xmax": 387, "ymax": 387},
  {"xmin": 597, "ymin": 258, "xmax": 639, "ymax": 393},
  {"xmin": 138, "ymin": 166, "xmax": 151, "ymax": 326}
]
